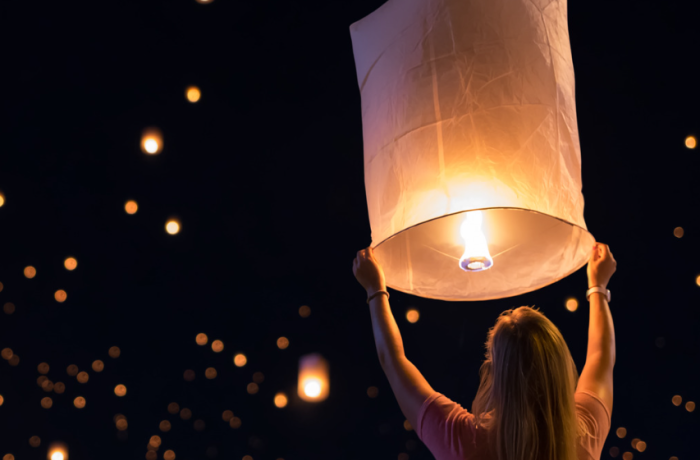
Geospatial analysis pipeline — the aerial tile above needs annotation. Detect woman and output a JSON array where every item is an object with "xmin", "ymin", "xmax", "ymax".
[{"xmin": 353, "ymin": 242, "xmax": 617, "ymax": 460}]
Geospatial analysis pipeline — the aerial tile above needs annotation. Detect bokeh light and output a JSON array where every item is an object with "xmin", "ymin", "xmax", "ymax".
[
  {"xmin": 29, "ymin": 436, "xmax": 41, "ymax": 447},
  {"xmin": 193, "ymin": 420, "xmax": 205, "ymax": 431},
  {"xmin": 116, "ymin": 418, "xmax": 128, "ymax": 431},
  {"xmin": 196, "ymin": 333, "xmax": 208, "ymax": 345},
  {"xmin": 54, "ymin": 382, "xmax": 65, "ymax": 394},
  {"xmin": 696, "ymin": 274, "xmax": 700, "ymax": 287},
  {"xmin": 76, "ymin": 371, "xmax": 89, "ymax": 383},
  {"xmin": 234, "ymin": 353, "xmax": 247, "ymax": 367},
  {"xmin": 180, "ymin": 408, "xmax": 192, "ymax": 420},
  {"xmin": 636, "ymin": 441, "xmax": 647, "ymax": 452},
  {"xmin": 183, "ymin": 369, "xmax": 195, "ymax": 381},
  {"xmin": 672, "ymin": 395, "xmax": 683, "ymax": 406},
  {"xmin": 0, "ymin": 192, "xmax": 4, "ymax": 207},
  {"xmin": 166, "ymin": 219, "xmax": 180, "ymax": 235},
  {"xmin": 186, "ymin": 86, "xmax": 201, "ymax": 102},
  {"xmin": 92, "ymin": 360, "xmax": 104, "ymax": 372},
  {"xmin": 159, "ymin": 420, "xmax": 171, "ymax": 432},
  {"xmin": 222, "ymin": 410, "xmax": 233, "ymax": 422},
  {"xmin": 631, "ymin": 439, "xmax": 640, "ymax": 450},
  {"xmin": 253, "ymin": 372, "xmax": 265, "ymax": 383},
  {"xmin": 124, "ymin": 200, "xmax": 138, "ymax": 214},
  {"xmin": 274, "ymin": 393, "xmax": 288, "ymax": 408},
  {"xmin": 565, "ymin": 297, "xmax": 579, "ymax": 312},
  {"xmin": 8, "ymin": 355, "xmax": 19, "ymax": 366},
  {"xmin": 616, "ymin": 427, "xmax": 627, "ymax": 438},
  {"xmin": 3, "ymin": 302, "xmax": 15, "ymax": 315},
  {"xmin": 406, "ymin": 308, "xmax": 420, "ymax": 323},
  {"xmin": 686, "ymin": 135, "xmax": 697, "ymax": 149},
  {"xmin": 299, "ymin": 305, "xmax": 311, "ymax": 318},
  {"xmin": 277, "ymin": 337, "xmax": 289, "ymax": 349},
  {"xmin": 66, "ymin": 365, "xmax": 79, "ymax": 376},
  {"xmin": 1, "ymin": 348, "xmax": 12, "ymax": 360},
  {"xmin": 167, "ymin": 402, "xmax": 180, "ymax": 414},
  {"xmin": 609, "ymin": 447, "xmax": 620, "ymax": 457},
  {"xmin": 686, "ymin": 401, "xmax": 696, "ymax": 412},
  {"xmin": 149, "ymin": 436, "xmax": 162, "ymax": 448},
  {"xmin": 205, "ymin": 367, "xmax": 217, "ymax": 379},
  {"xmin": 367, "ymin": 386, "xmax": 379, "ymax": 398},
  {"xmin": 64, "ymin": 257, "xmax": 77, "ymax": 270},
  {"xmin": 304, "ymin": 380, "xmax": 321, "ymax": 397},
  {"xmin": 229, "ymin": 417, "xmax": 242, "ymax": 429},
  {"xmin": 24, "ymin": 266, "xmax": 36, "ymax": 279},
  {"xmin": 622, "ymin": 452, "xmax": 633, "ymax": 460},
  {"xmin": 403, "ymin": 420, "xmax": 413, "ymax": 431},
  {"xmin": 41, "ymin": 397, "xmax": 53, "ymax": 409},
  {"xmin": 211, "ymin": 340, "xmax": 224, "ymax": 352},
  {"xmin": 54, "ymin": 290, "xmax": 67, "ymax": 303},
  {"xmin": 242, "ymin": 456, "xmax": 252, "ymax": 460},
  {"xmin": 0, "ymin": 395, "xmax": 4, "ymax": 406},
  {"xmin": 73, "ymin": 397, "xmax": 86, "ymax": 409},
  {"xmin": 114, "ymin": 384, "xmax": 127, "ymax": 397},
  {"xmin": 141, "ymin": 127, "xmax": 163, "ymax": 155},
  {"xmin": 673, "ymin": 226, "xmax": 684, "ymax": 238},
  {"xmin": 3, "ymin": 455, "xmax": 13, "ymax": 460},
  {"xmin": 247, "ymin": 382, "xmax": 259, "ymax": 394},
  {"xmin": 108, "ymin": 346, "xmax": 121, "ymax": 358},
  {"xmin": 146, "ymin": 452, "xmax": 157, "ymax": 460}
]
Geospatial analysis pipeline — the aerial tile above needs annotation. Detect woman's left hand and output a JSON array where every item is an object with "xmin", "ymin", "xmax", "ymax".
[{"xmin": 353, "ymin": 246, "xmax": 386, "ymax": 294}]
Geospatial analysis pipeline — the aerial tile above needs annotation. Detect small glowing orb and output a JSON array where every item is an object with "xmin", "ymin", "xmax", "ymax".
[
  {"xmin": 205, "ymin": 367, "xmax": 217, "ymax": 379},
  {"xmin": 672, "ymin": 395, "xmax": 682, "ymax": 406},
  {"xmin": 124, "ymin": 200, "xmax": 138, "ymax": 214},
  {"xmin": 64, "ymin": 257, "xmax": 78, "ymax": 270},
  {"xmin": 406, "ymin": 308, "xmax": 420, "ymax": 323},
  {"xmin": 686, "ymin": 136, "xmax": 697, "ymax": 149},
  {"xmin": 673, "ymin": 227, "xmax": 684, "ymax": 238},
  {"xmin": 622, "ymin": 452, "xmax": 633, "ymax": 460},
  {"xmin": 149, "ymin": 436, "xmax": 162, "ymax": 448},
  {"xmin": 277, "ymin": 337, "xmax": 289, "ymax": 349},
  {"xmin": 76, "ymin": 372, "xmax": 89, "ymax": 383},
  {"xmin": 92, "ymin": 360, "xmax": 104, "ymax": 372},
  {"xmin": 183, "ymin": 370, "xmax": 195, "ymax": 381},
  {"xmin": 636, "ymin": 441, "xmax": 647, "ymax": 452},
  {"xmin": 73, "ymin": 396, "xmax": 86, "ymax": 409},
  {"xmin": 403, "ymin": 420, "xmax": 413, "ymax": 431},
  {"xmin": 616, "ymin": 427, "xmax": 627, "ymax": 438},
  {"xmin": 221, "ymin": 410, "xmax": 233, "ymax": 421},
  {"xmin": 54, "ymin": 382, "xmax": 65, "ymax": 394},
  {"xmin": 565, "ymin": 297, "xmax": 579, "ymax": 312},
  {"xmin": 180, "ymin": 408, "xmax": 192, "ymax": 420},
  {"xmin": 166, "ymin": 220, "xmax": 180, "ymax": 235},
  {"xmin": 696, "ymin": 275, "xmax": 700, "ymax": 287},
  {"xmin": 66, "ymin": 365, "xmax": 79, "ymax": 376},
  {"xmin": 51, "ymin": 453, "xmax": 64, "ymax": 460},
  {"xmin": 274, "ymin": 392, "xmax": 288, "ymax": 408},
  {"xmin": 686, "ymin": 401, "xmax": 696, "ymax": 412},
  {"xmin": 3, "ymin": 302, "xmax": 14, "ymax": 315},
  {"xmin": 299, "ymin": 305, "xmax": 311, "ymax": 317},
  {"xmin": 186, "ymin": 86, "xmax": 201, "ymax": 102},
  {"xmin": 367, "ymin": 386, "xmax": 379, "ymax": 398},
  {"xmin": 1, "ymin": 348, "xmax": 12, "ymax": 360},
  {"xmin": 54, "ymin": 290, "xmax": 67, "ymax": 303},
  {"xmin": 141, "ymin": 128, "xmax": 163, "ymax": 155},
  {"xmin": 29, "ymin": 436, "xmax": 41, "ymax": 447},
  {"xmin": 24, "ymin": 266, "xmax": 37, "ymax": 279},
  {"xmin": 167, "ymin": 402, "xmax": 180, "ymax": 414},
  {"xmin": 0, "ymin": 394, "xmax": 4, "ymax": 406},
  {"xmin": 163, "ymin": 450, "xmax": 175, "ymax": 460},
  {"xmin": 108, "ymin": 346, "xmax": 121, "ymax": 358},
  {"xmin": 0, "ymin": 192, "xmax": 4, "ymax": 207},
  {"xmin": 234, "ymin": 353, "xmax": 247, "ymax": 367},
  {"xmin": 195, "ymin": 0, "xmax": 214, "ymax": 3},
  {"xmin": 229, "ymin": 417, "xmax": 242, "ymax": 429},
  {"xmin": 114, "ymin": 384, "xmax": 127, "ymax": 397},
  {"xmin": 41, "ymin": 397, "xmax": 53, "ymax": 409},
  {"xmin": 116, "ymin": 418, "xmax": 128, "ymax": 430},
  {"xmin": 304, "ymin": 380, "xmax": 322, "ymax": 397},
  {"xmin": 247, "ymin": 382, "xmax": 259, "ymax": 394},
  {"xmin": 211, "ymin": 340, "xmax": 224, "ymax": 352},
  {"xmin": 609, "ymin": 447, "xmax": 619, "ymax": 458},
  {"xmin": 159, "ymin": 420, "xmax": 171, "ymax": 432},
  {"xmin": 196, "ymin": 333, "xmax": 208, "ymax": 345},
  {"xmin": 38, "ymin": 362, "xmax": 50, "ymax": 374},
  {"xmin": 8, "ymin": 355, "xmax": 19, "ymax": 366},
  {"xmin": 253, "ymin": 372, "xmax": 264, "ymax": 383}
]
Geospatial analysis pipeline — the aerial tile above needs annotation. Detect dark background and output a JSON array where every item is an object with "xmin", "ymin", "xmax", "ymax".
[{"xmin": 1, "ymin": 0, "xmax": 699, "ymax": 459}]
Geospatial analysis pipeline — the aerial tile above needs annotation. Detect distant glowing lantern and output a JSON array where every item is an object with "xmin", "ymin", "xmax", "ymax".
[
  {"xmin": 0, "ymin": 192, "xmax": 4, "ymax": 207},
  {"xmin": 186, "ymin": 86, "xmax": 201, "ymax": 103},
  {"xmin": 114, "ymin": 384, "xmax": 127, "ymax": 396},
  {"xmin": 196, "ymin": 333, "xmax": 208, "ymax": 345},
  {"xmin": 565, "ymin": 298, "xmax": 579, "ymax": 312},
  {"xmin": 125, "ymin": 200, "xmax": 138, "ymax": 214},
  {"xmin": 211, "ymin": 340, "xmax": 224, "ymax": 352},
  {"xmin": 141, "ymin": 127, "xmax": 163, "ymax": 155},
  {"xmin": 47, "ymin": 443, "xmax": 67, "ymax": 460},
  {"xmin": 686, "ymin": 136, "xmax": 697, "ymax": 149},
  {"xmin": 406, "ymin": 309, "xmax": 419, "ymax": 323},
  {"xmin": 24, "ymin": 266, "xmax": 37, "ymax": 279},
  {"xmin": 298, "ymin": 353, "xmax": 329, "ymax": 402},
  {"xmin": 55, "ymin": 290, "xmax": 67, "ymax": 303},
  {"xmin": 166, "ymin": 219, "xmax": 180, "ymax": 235},
  {"xmin": 350, "ymin": 0, "xmax": 596, "ymax": 300},
  {"xmin": 64, "ymin": 257, "xmax": 77, "ymax": 271},
  {"xmin": 234, "ymin": 353, "xmax": 247, "ymax": 367},
  {"xmin": 274, "ymin": 392, "xmax": 288, "ymax": 408}
]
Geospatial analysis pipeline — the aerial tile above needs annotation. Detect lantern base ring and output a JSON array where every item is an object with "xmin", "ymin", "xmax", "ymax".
[{"xmin": 459, "ymin": 256, "xmax": 493, "ymax": 272}]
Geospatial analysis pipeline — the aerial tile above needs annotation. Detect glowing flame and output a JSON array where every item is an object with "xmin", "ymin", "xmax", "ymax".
[
  {"xmin": 48, "ymin": 443, "xmax": 68, "ymax": 460},
  {"xmin": 458, "ymin": 211, "xmax": 493, "ymax": 272},
  {"xmin": 304, "ymin": 379, "xmax": 322, "ymax": 397}
]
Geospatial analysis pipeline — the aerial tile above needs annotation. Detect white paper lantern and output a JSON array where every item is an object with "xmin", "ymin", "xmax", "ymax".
[{"xmin": 350, "ymin": 0, "xmax": 595, "ymax": 301}]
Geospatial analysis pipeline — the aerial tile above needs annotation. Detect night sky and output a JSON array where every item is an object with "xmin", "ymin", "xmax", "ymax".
[{"xmin": 1, "ymin": 0, "xmax": 699, "ymax": 459}]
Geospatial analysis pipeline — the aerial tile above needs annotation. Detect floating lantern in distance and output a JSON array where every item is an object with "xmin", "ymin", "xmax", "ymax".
[
  {"xmin": 406, "ymin": 309, "xmax": 419, "ymax": 323},
  {"xmin": 196, "ymin": 333, "xmax": 208, "ymax": 345},
  {"xmin": 29, "ymin": 436, "xmax": 41, "ymax": 447},
  {"xmin": 141, "ymin": 127, "xmax": 163, "ymax": 155},
  {"xmin": 686, "ymin": 136, "xmax": 697, "ymax": 149},
  {"xmin": 108, "ymin": 346, "xmax": 121, "ymax": 358},
  {"xmin": 277, "ymin": 337, "xmax": 289, "ymax": 349},
  {"xmin": 186, "ymin": 86, "xmax": 201, "ymax": 103},
  {"xmin": 3, "ymin": 302, "xmax": 14, "ymax": 315},
  {"xmin": 211, "ymin": 340, "xmax": 224, "ymax": 352},
  {"xmin": 350, "ymin": 0, "xmax": 596, "ymax": 300},
  {"xmin": 41, "ymin": 397, "xmax": 53, "ymax": 409},
  {"xmin": 124, "ymin": 200, "xmax": 138, "ymax": 214},
  {"xmin": 299, "ymin": 305, "xmax": 311, "ymax": 318},
  {"xmin": 616, "ymin": 427, "xmax": 627, "ymax": 438},
  {"xmin": 636, "ymin": 441, "xmax": 647, "ymax": 452},
  {"xmin": 0, "ymin": 394, "xmax": 4, "ymax": 406},
  {"xmin": 672, "ymin": 395, "xmax": 682, "ymax": 406},
  {"xmin": 24, "ymin": 266, "xmax": 36, "ymax": 279},
  {"xmin": 159, "ymin": 420, "xmax": 171, "ymax": 432},
  {"xmin": 274, "ymin": 393, "xmax": 288, "ymax": 408},
  {"xmin": 54, "ymin": 382, "xmax": 65, "ymax": 394},
  {"xmin": 54, "ymin": 290, "xmax": 67, "ymax": 303},
  {"xmin": 565, "ymin": 298, "xmax": 579, "ymax": 312},
  {"xmin": 48, "ymin": 442, "xmax": 67, "ymax": 460},
  {"xmin": 76, "ymin": 372, "xmax": 89, "ymax": 383},
  {"xmin": 73, "ymin": 397, "xmax": 86, "ymax": 409},
  {"xmin": 696, "ymin": 275, "xmax": 700, "ymax": 287},
  {"xmin": 673, "ymin": 227, "xmax": 684, "ymax": 238},
  {"xmin": 92, "ymin": 360, "xmax": 104, "ymax": 372},
  {"xmin": 298, "ymin": 353, "xmax": 329, "ymax": 402},
  {"xmin": 234, "ymin": 353, "xmax": 247, "ymax": 367},
  {"xmin": 686, "ymin": 401, "xmax": 696, "ymax": 412},
  {"xmin": 165, "ymin": 219, "xmax": 180, "ymax": 235},
  {"xmin": 64, "ymin": 257, "xmax": 77, "ymax": 271},
  {"xmin": 114, "ymin": 384, "xmax": 127, "ymax": 396},
  {"xmin": 0, "ymin": 191, "xmax": 4, "ymax": 207},
  {"xmin": 205, "ymin": 367, "xmax": 217, "ymax": 379}
]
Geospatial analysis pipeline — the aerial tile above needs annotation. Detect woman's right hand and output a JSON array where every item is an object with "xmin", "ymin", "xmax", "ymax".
[{"xmin": 587, "ymin": 242, "xmax": 617, "ymax": 289}]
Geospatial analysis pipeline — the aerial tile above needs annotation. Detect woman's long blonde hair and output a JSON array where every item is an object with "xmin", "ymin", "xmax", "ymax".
[{"xmin": 471, "ymin": 306, "xmax": 589, "ymax": 460}]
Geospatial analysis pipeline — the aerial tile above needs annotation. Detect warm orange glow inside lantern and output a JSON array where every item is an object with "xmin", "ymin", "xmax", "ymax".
[
  {"xmin": 298, "ymin": 353, "xmax": 329, "ymax": 402},
  {"xmin": 350, "ymin": 0, "xmax": 596, "ymax": 300},
  {"xmin": 48, "ymin": 442, "xmax": 68, "ymax": 460},
  {"xmin": 141, "ymin": 127, "xmax": 163, "ymax": 155}
]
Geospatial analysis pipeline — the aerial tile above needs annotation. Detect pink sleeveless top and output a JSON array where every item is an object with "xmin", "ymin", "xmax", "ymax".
[{"xmin": 416, "ymin": 390, "xmax": 611, "ymax": 460}]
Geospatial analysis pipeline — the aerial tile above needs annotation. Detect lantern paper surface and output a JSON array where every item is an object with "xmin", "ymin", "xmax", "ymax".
[
  {"xmin": 350, "ymin": 0, "xmax": 595, "ymax": 301},
  {"xmin": 298, "ymin": 353, "xmax": 329, "ymax": 402}
]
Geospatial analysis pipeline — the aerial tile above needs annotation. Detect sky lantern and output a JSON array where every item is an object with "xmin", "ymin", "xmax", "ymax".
[
  {"xmin": 141, "ymin": 127, "xmax": 163, "ymax": 155},
  {"xmin": 298, "ymin": 353, "xmax": 329, "ymax": 402},
  {"xmin": 350, "ymin": 0, "xmax": 595, "ymax": 300},
  {"xmin": 47, "ymin": 442, "xmax": 68, "ymax": 460}
]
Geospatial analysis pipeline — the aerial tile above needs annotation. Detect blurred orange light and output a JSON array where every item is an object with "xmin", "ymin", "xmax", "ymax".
[
  {"xmin": 54, "ymin": 290, "xmax": 67, "ymax": 303},
  {"xmin": 211, "ymin": 340, "xmax": 224, "ymax": 352},
  {"xmin": 696, "ymin": 275, "xmax": 700, "ymax": 287},
  {"xmin": 3, "ymin": 302, "xmax": 15, "ymax": 315},
  {"xmin": 183, "ymin": 369, "xmax": 195, "ymax": 381},
  {"xmin": 149, "ymin": 436, "xmax": 162, "ymax": 448},
  {"xmin": 277, "ymin": 337, "xmax": 289, "ymax": 349},
  {"xmin": 146, "ymin": 452, "xmax": 157, "ymax": 460},
  {"xmin": 367, "ymin": 386, "xmax": 379, "ymax": 398},
  {"xmin": 195, "ymin": 0, "xmax": 214, "ymax": 3},
  {"xmin": 3, "ymin": 455, "xmax": 12, "ymax": 460},
  {"xmin": 114, "ymin": 384, "xmax": 127, "ymax": 397},
  {"xmin": 8, "ymin": 355, "xmax": 19, "ymax": 366},
  {"xmin": 406, "ymin": 308, "xmax": 420, "ymax": 323},
  {"xmin": 64, "ymin": 257, "xmax": 77, "ymax": 271},
  {"xmin": 116, "ymin": 418, "xmax": 128, "ymax": 431},
  {"xmin": 205, "ymin": 367, "xmax": 217, "ymax": 379},
  {"xmin": 253, "ymin": 372, "xmax": 265, "ymax": 383},
  {"xmin": 41, "ymin": 397, "xmax": 53, "ymax": 409},
  {"xmin": 73, "ymin": 397, "xmax": 86, "ymax": 409},
  {"xmin": 274, "ymin": 393, "xmax": 288, "ymax": 408},
  {"xmin": 622, "ymin": 452, "xmax": 633, "ymax": 460},
  {"xmin": 673, "ymin": 227, "xmax": 684, "ymax": 238},
  {"xmin": 193, "ymin": 419, "xmax": 205, "ymax": 431},
  {"xmin": 166, "ymin": 220, "xmax": 180, "ymax": 235},
  {"xmin": 109, "ymin": 346, "xmax": 121, "ymax": 358},
  {"xmin": 196, "ymin": 333, "xmax": 208, "ymax": 345},
  {"xmin": 234, "ymin": 353, "xmax": 247, "ymax": 367},
  {"xmin": 616, "ymin": 427, "xmax": 627, "ymax": 438},
  {"xmin": 636, "ymin": 441, "xmax": 647, "ymax": 452},
  {"xmin": 66, "ymin": 365, "xmax": 79, "ymax": 376},
  {"xmin": 0, "ymin": 192, "xmax": 4, "ymax": 207},
  {"xmin": 180, "ymin": 408, "xmax": 192, "ymax": 420},
  {"xmin": 222, "ymin": 410, "xmax": 233, "ymax": 422},
  {"xmin": 141, "ymin": 127, "xmax": 163, "ymax": 155},
  {"xmin": 565, "ymin": 297, "xmax": 579, "ymax": 312},
  {"xmin": 631, "ymin": 439, "xmax": 640, "ymax": 450},
  {"xmin": 76, "ymin": 372, "xmax": 89, "ymax": 383},
  {"xmin": 24, "ymin": 266, "xmax": 37, "ymax": 279},
  {"xmin": 167, "ymin": 402, "xmax": 180, "ymax": 414},
  {"xmin": 54, "ymin": 382, "xmax": 65, "ymax": 394},
  {"xmin": 125, "ymin": 200, "xmax": 138, "ymax": 214},
  {"xmin": 242, "ymin": 456, "xmax": 252, "ymax": 460},
  {"xmin": 229, "ymin": 416, "xmax": 242, "ymax": 429},
  {"xmin": 1, "ymin": 348, "xmax": 12, "ymax": 360},
  {"xmin": 159, "ymin": 420, "xmax": 171, "ymax": 432},
  {"xmin": 299, "ymin": 305, "xmax": 311, "ymax": 317},
  {"xmin": 186, "ymin": 86, "xmax": 201, "ymax": 102},
  {"xmin": 686, "ymin": 401, "xmax": 696, "ymax": 412},
  {"xmin": 609, "ymin": 446, "xmax": 619, "ymax": 458},
  {"xmin": 298, "ymin": 353, "xmax": 329, "ymax": 402},
  {"xmin": 247, "ymin": 382, "xmax": 259, "ymax": 394},
  {"xmin": 672, "ymin": 395, "xmax": 682, "ymax": 406},
  {"xmin": 686, "ymin": 135, "xmax": 697, "ymax": 149},
  {"xmin": 0, "ymin": 394, "xmax": 3, "ymax": 406},
  {"xmin": 92, "ymin": 360, "xmax": 104, "ymax": 372},
  {"xmin": 29, "ymin": 436, "xmax": 41, "ymax": 447}
]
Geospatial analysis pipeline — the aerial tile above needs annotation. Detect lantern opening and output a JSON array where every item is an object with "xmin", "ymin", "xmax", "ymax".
[
  {"xmin": 459, "ymin": 211, "xmax": 493, "ymax": 272},
  {"xmin": 304, "ymin": 379, "xmax": 322, "ymax": 398}
]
